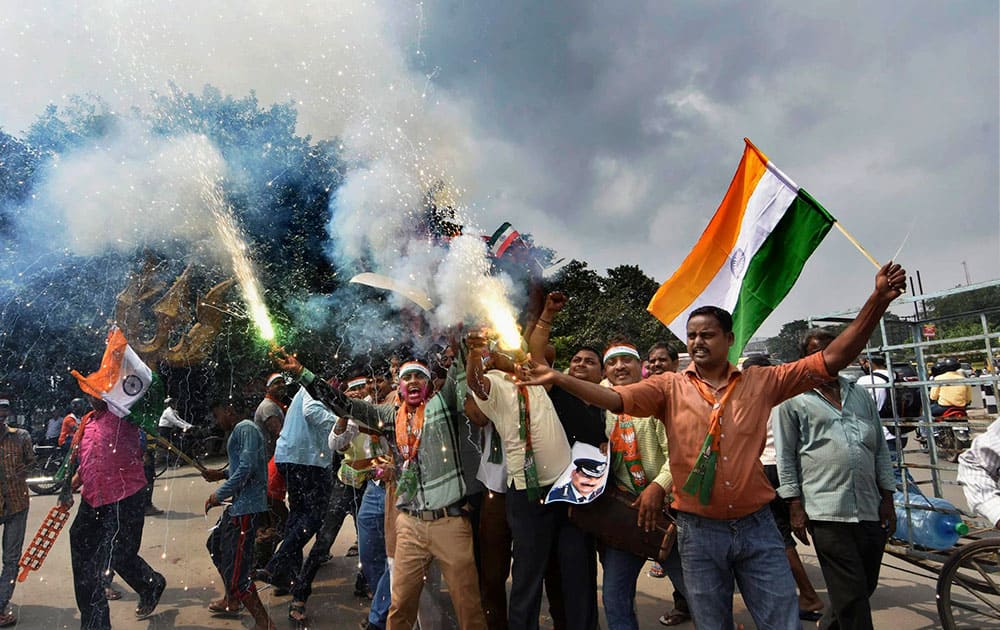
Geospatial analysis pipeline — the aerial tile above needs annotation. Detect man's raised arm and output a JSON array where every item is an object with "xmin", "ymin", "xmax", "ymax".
[
  {"xmin": 821, "ymin": 262, "xmax": 907, "ymax": 375},
  {"xmin": 519, "ymin": 360, "xmax": 624, "ymax": 412}
]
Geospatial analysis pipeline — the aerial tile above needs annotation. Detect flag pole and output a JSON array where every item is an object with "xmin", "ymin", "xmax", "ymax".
[{"xmin": 833, "ymin": 221, "xmax": 881, "ymax": 269}]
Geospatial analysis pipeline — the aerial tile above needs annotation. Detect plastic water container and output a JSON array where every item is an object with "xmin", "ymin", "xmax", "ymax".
[{"xmin": 894, "ymin": 490, "xmax": 969, "ymax": 549}]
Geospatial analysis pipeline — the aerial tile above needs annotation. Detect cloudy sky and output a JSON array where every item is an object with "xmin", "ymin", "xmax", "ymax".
[{"xmin": 1, "ymin": 1, "xmax": 996, "ymax": 335}]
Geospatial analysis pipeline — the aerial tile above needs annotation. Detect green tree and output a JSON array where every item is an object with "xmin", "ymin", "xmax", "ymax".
[{"xmin": 766, "ymin": 319, "xmax": 810, "ymax": 362}]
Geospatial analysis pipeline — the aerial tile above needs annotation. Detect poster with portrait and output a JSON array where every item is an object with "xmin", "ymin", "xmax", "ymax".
[{"xmin": 544, "ymin": 442, "xmax": 609, "ymax": 505}]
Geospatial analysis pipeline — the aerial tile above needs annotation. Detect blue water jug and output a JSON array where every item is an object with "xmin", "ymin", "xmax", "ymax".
[{"xmin": 894, "ymin": 490, "xmax": 968, "ymax": 549}]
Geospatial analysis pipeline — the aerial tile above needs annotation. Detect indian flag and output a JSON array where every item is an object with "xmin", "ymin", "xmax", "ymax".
[
  {"xmin": 71, "ymin": 327, "xmax": 153, "ymax": 418},
  {"xmin": 648, "ymin": 139, "xmax": 835, "ymax": 362},
  {"xmin": 486, "ymin": 222, "xmax": 521, "ymax": 258}
]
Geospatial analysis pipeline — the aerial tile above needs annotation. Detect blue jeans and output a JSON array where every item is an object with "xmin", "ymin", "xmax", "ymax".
[
  {"xmin": 660, "ymin": 544, "xmax": 688, "ymax": 612},
  {"xmin": 676, "ymin": 506, "xmax": 798, "ymax": 630},
  {"xmin": 600, "ymin": 546, "xmax": 647, "ymax": 630},
  {"xmin": 0, "ymin": 509, "xmax": 27, "ymax": 610},
  {"xmin": 358, "ymin": 482, "xmax": 390, "ymax": 628}
]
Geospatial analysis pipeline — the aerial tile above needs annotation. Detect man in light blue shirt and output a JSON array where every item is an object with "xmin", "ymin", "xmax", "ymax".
[
  {"xmin": 774, "ymin": 328, "xmax": 896, "ymax": 630},
  {"xmin": 258, "ymin": 386, "xmax": 339, "ymax": 625}
]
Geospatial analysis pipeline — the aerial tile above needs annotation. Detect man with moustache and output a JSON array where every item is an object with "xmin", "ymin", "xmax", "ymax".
[
  {"xmin": 273, "ymin": 346, "xmax": 486, "ymax": 630},
  {"xmin": 646, "ymin": 342, "xmax": 679, "ymax": 376},
  {"xmin": 599, "ymin": 341, "xmax": 687, "ymax": 630},
  {"xmin": 520, "ymin": 263, "xmax": 908, "ymax": 630}
]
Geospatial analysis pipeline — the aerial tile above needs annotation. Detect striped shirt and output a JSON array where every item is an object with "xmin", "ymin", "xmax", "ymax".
[
  {"xmin": 604, "ymin": 411, "xmax": 672, "ymax": 496},
  {"xmin": 774, "ymin": 378, "xmax": 895, "ymax": 522},
  {"xmin": 958, "ymin": 419, "xmax": 1000, "ymax": 526},
  {"xmin": 0, "ymin": 426, "xmax": 35, "ymax": 516}
]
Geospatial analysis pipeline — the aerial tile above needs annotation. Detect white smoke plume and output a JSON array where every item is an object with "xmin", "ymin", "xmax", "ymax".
[
  {"xmin": 26, "ymin": 123, "xmax": 226, "ymax": 257},
  {"xmin": 4, "ymin": 1, "xmax": 525, "ymax": 347}
]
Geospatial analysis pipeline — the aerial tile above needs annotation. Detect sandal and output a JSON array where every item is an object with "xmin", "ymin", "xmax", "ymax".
[
  {"xmin": 659, "ymin": 609, "xmax": 692, "ymax": 626},
  {"xmin": 105, "ymin": 586, "xmax": 123, "ymax": 600},
  {"xmin": 209, "ymin": 600, "xmax": 244, "ymax": 617},
  {"xmin": 0, "ymin": 608, "xmax": 15, "ymax": 628},
  {"xmin": 289, "ymin": 601, "xmax": 308, "ymax": 625},
  {"xmin": 648, "ymin": 562, "xmax": 666, "ymax": 578},
  {"xmin": 135, "ymin": 573, "xmax": 166, "ymax": 619},
  {"xmin": 799, "ymin": 609, "xmax": 823, "ymax": 622}
]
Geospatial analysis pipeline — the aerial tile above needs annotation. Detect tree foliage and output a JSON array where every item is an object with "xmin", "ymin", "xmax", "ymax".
[{"xmin": 545, "ymin": 261, "xmax": 682, "ymax": 368}]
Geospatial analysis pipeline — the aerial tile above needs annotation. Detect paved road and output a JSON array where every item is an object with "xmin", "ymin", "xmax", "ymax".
[{"xmin": 10, "ymin": 446, "xmax": 993, "ymax": 629}]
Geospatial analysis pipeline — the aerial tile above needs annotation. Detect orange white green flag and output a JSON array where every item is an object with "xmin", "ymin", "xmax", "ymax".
[
  {"xmin": 647, "ymin": 139, "xmax": 835, "ymax": 362},
  {"xmin": 71, "ymin": 327, "xmax": 153, "ymax": 418}
]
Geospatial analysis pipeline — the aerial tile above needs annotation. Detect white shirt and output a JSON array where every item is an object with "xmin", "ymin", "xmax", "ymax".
[
  {"xmin": 476, "ymin": 423, "xmax": 508, "ymax": 493},
  {"xmin": 473, "ymin": 370, "xmax": 571, "ymax": 489},
  {"xmin": 158, "ymin": 407, "xmax": 193, "ymax": 431},
  {"xmin": 958, "ymin": 419, "xmax": 1000, "ymax": 526},
  {"xmin": 856, "ymin": 370, "xmax": 895, "ymax": 442}
]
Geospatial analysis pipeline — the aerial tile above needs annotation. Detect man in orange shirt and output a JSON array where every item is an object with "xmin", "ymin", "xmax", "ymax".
[
  {"xmin": 58, "ymin": 398, "xmax": 87, "ymax": 454},
  {"xmin": 521, "ymin": 263, "xmax": 906, "ymax": 630}
]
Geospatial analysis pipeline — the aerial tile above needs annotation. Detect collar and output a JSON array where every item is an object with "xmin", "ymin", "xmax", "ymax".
[{"xmin": 682, "ymin": 361, "xmax": 741, "ymax": 385}]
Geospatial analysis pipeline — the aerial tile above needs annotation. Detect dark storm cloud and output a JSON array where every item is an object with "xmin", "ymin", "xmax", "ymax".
[{"xmin": 416, "ymin": 0, "xmax": 998, "ymax": 329}]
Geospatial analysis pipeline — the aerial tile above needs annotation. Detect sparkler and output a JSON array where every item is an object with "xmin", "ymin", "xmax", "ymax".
[
  {"xmin": 485, "ymin": 297, "xmax": 527, "ymax": 363},
  {"xmin": 200, "ymin": 172, "xmax": 277, "ymax": 345}
]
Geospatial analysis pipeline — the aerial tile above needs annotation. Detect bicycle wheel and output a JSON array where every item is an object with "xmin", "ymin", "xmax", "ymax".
[
  {"xmin": 153, "ymin": 447, "xmax": 170, "ymax": 478},
  {"xmin": 193, "ymin": 436, "xmax": 229, "ymax": 472},
  {"xmin": 937, "ymin": 428, "xmax": 961, "ymax": 463},
  {"xmin": 27, "ymin": 453, "xmax": 64, "ymax": 495},
  {"xmin": 937, "ymin": 537, "xmax": 1000, "ymax": 629}
]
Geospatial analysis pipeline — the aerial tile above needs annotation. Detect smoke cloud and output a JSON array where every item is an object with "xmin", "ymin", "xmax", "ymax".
[{"xmin": 2, "ymin": 1, "xmax": 527, "ymax": 357}]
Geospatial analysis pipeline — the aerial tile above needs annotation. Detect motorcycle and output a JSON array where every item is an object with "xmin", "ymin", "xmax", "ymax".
[
  {"xmin": 919, "ymin": 406, "xmax": 970, "ymax": 463},
  {"xmin": 27, "ymin": 443, "xmax": 67, "ymax": 495}
]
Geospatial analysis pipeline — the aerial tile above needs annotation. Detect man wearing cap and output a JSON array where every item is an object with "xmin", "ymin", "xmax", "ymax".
[
  {"xmin": 547, "ymin": 458, "xmax": 606, "ymax": 503},
  {"xmin": 520, "ymin": 264, "xmax": 908, "ymax": 630},
  {"xmin": 0, "ymin": 399, "xmax": 34, "ymax": 627},
  {"xmin": 273, "ymin": 345, "xmax": 486, "ymax": 630}
]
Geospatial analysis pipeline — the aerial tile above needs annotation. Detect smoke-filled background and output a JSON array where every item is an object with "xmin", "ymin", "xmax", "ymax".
[{"xmin": 1, "ymin": 1, "xmax": 997, "ymax": 422}]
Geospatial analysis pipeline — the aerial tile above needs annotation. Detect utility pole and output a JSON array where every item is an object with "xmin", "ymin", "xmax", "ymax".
[{"xmin": 962, "ymin": 261, "xmax": 971, "ymax": 285}]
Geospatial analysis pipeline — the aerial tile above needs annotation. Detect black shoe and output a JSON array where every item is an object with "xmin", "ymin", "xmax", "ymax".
[
  {"xmin": 144, "ymin": 505, "xmax": 164, "ymax": 516},
  {"xmin": 136, "ymin": 573, "xmax": 166, "ymax": 618},
  {"xmin": 254, "ymin": 568, "xmax": 292, "ymax": 592}
]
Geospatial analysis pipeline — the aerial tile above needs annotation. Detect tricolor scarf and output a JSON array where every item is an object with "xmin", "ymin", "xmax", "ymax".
[
  {"xmin": 394, "ymin": 402, "xmax": 426, "ymax": 500},
  {"xmin": 517, "ymin": 385, "xmax": 542, "ymax": 501},
  {"xmin": 682, "ymin": 372, "xmax": 741, "ymax": 505},
  {"xmin": 610, "ymin": 413, "xmax": 648, "ymax": 495}
]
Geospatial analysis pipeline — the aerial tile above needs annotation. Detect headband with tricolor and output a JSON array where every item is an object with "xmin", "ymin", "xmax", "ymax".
[
  {"xmin": 346, "ymin": 377, "xmax": 368, "ymax": 391},
  {"xmin": 398, "ymin": 361, "xmax": 431, "ymax": 380},
  {"xmin": 603, "ymin": 344, "xmax": 640, "ymax": 363}
]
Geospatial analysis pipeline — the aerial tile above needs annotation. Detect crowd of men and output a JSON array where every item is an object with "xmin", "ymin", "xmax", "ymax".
[{"xmin": 4, "ymin": 261, "xmax": 1000, "ymax": 629}]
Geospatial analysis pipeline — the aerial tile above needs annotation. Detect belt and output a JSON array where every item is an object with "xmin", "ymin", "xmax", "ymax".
[{"xmin": 399, "ymin": 502, "xmax": 468, "ymax": 522}]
